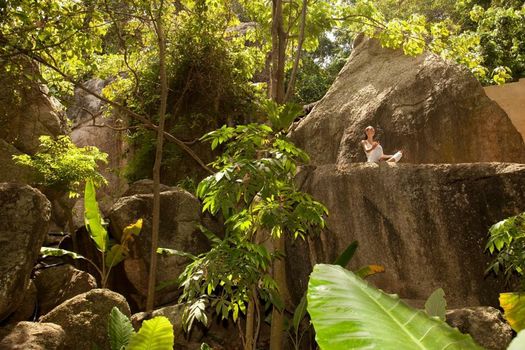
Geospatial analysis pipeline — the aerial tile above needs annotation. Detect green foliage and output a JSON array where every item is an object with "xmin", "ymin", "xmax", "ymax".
[
  {"xmin": 261, "ymin": 100, "xmax": 304, "ymax": 131},
  {"xmin": 486, "ymin": 212, "xmax": 525, "ymax": 283},
  {"xmin": 127, "ymin": 317, "xmax": 174, "ymax": 350},
  {"xmin": 307, "ymin": 264, "xmax": 483, "ymax": 349},
  {"xmin": 460, "ymin": 0, "xmax": 525, "ymax": 82},
  {"xmin": 0, "ymin": 0, "xmax": 109, "ymax": 99},
  {"xmin": 177, "ymin": 229, "xmax": 275, "ymax": 329},
  {"xmin": 107, "ymin": 307, "xmax": 174, "ymax": 350},
  {"xmin": 41, "ymin": 180, "xmax": 144, "ymax": 287},
  {"xmin": 13, "ymin": 135, "xmax": 108, "ymax": 197},
  {"xmin": 425, "ymin": 288, "xmax": 447, "ymax": 321},
  {"xmin": 500, "ymin": 292, "xmax": 525, "ymax": 332},
  {"xmin": 176, "ymin": 120, "xmax": 327, "ymax": 333},
  {"xmin": 338, "ymin": 0, "xmax": 524, "ymax": 84},
  {"xmin": 108, "ymin": 307, "xmax": 134, "ymax": 350},
  {"xmin": 289, "ymin": 240, "xmax": 384, "ymax": 349},
  {"xmin": 40, "ymin": 247, "xmax": 85, "ymax": 261},
  {"xmin": 198, "ymin": 123, "xmax": 327, "ymax": 239},
  {"xmin": 85, "ymin": 178, "xmax": 109, "ymax": 252}
]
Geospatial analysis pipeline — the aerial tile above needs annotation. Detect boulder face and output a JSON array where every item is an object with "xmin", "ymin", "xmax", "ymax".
[
  {"xmin": 0, "ymin": 183, "xmax": 51, "ymax": 321},
  {"xmin": 0, "ymin": 321, "xmax": 66, "ymax": 350},
  {"xmin": 107, "ymin": 188, "xmax": 210, "ymax": 307},
  {"xmin": 291, "ymin": 36, "xmax": 525, "ymax": 165},
  {"xmin": 446, "ymin": 306, "xmax": 513, "ymax": 350},
  {"xmin": 0, "ymin": 62, "xmax": 68, "ymax": 183},
  {"xmin": 288, "ymin": 163, "xmax": 525, "ymax": 308},
  {"xmin": 39, "ymin": 289, "xmax": 131, "ymax": 350},
  {"xmin": 33, "ymin": 264, "xmax": 97, "ymax": 316}
]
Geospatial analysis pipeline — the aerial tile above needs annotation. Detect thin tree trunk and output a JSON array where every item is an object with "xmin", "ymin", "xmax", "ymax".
[
  {"xmin": 146, "ymin": 1, "xmax": 168, "ymax": 314},
  {"xmin": 270, "ymin": 0, "xmax": 286, "ymax": 104},
  {"xmin": 270, "ymin": 236, "xmax": 287, "ymax": 350},
  {"xmin": 284, "ymin": 0, "xmax": 308, "ymax": 102},
  {"xmin": 245, "ymin": 288, "xmax": 256, "ymax": 350}
]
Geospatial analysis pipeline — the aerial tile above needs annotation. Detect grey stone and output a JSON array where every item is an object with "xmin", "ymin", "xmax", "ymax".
[
  {"xmin": 0, "ymin": 321, "xmax": 65, "ymax": 350},
  {"xmin": 291, "ymin": 36, "xmax": 525, "ymax": 165},
  {"xmin": 7, "ymin": 280, "xmax": 38, "ymax": 322},
  {"xmin": 39, "ymin": 288, "xmax": 131, "ymax": 350},
  {"xmin": 33, "ymin": 264, "xmax": 97, "ymax": 316},
  {"xmin": 446, "ymin": 306, "xmax": 513, "ymax": 350},
  {"xmin": 287, "ymin": 163, "xmax": 525, "ymax": 308},
  {"xmin": 107, "ymin": 188, "xmax": 210, "ymax": 307},
  {"xmin": 0, "ymin": 183, "xmax": 51, "ymax": 321}
]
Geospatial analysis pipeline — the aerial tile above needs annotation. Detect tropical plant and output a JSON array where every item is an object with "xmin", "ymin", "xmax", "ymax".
[
  {"xmin": 107, "ymin": 307, "xmax": 174, "ymax": 350},
  {"xmin": 40, "ymin": 179, "xmax": 143, "ymax": 288},
  {"xmin": 164, "ymin": 103, "xmax": 327, "ymax": 349},
  {"xmin": 486, "ymin": 212, "xmax": 525, "ymax": 332},
  {"xmin": 307, "ymin": 264, "xmax": 483, "ymax": 349},
  {"xmin": 13, "ymin": 135, "xmax": 108, "ymax": 198},
  {"xmin": 288, "ymin": 240, "xmax": 385, "ymax": 349}
]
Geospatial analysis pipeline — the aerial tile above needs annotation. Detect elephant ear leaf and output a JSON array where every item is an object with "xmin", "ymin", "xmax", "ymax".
[
  {"xmin": 108, "ymin": 307, "xmax": 134, "ymax": 350},
  {"xmin": 500, "ymin": 292, "xmax": 525, "ymax": 332},
  {"xmin": 127, "ymin": 316, "xmax": 174, "ymax": 350},
  {"xmin": 307, "ymin": 264, "xmax": 484, "ymax": 350},
  {"xmin": 84, "ymin": 178, "xmax": 107, "ymax": 252}
]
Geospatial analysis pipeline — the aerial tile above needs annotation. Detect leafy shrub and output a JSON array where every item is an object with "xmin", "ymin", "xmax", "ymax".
[
  {"xmin": 13, "ymin": 135, "xmax": 108, "ymax": 197},
  {"xmin": 486, "ymin": 212, "xmax": 525, "ymax": 332},
  {"xmin": 41, "ymin": 179, "xmax": 142, "ymax": 288}
]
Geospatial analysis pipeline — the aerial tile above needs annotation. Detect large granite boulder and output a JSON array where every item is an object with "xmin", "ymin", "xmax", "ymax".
[
  {"xmin": 33, "ymin": 264, "xmax": 97, "ymax": 316},
  {"xmin": 0, "ymin": 183, "xmax": 51, "ymax": 321},
  {"xmin": 39, "ymin": 289, "xmax": 131, "ymax": 350},
  {"xmin": 107, "ymin": 187, "xmax": 210, "ymax": 307},
  {"xmin": 288, "ymin": 163, "xmax": 525, "ymax": 308},
  {"xmin": 446, "ymin": 306, "xmax": 513, "ymax": 350},
  {"xmin": 7, "ymin": 280, "xmax": 38, "ymax": 322},
  {"xmin": 291, "ymin": 36, "xmax": 525, "ymax": 165},
  {"xmin": 0, "ymin": 61, "xmax": 68, "ymax": 183},
  {"xmin": 0, "ymin": 321, "xmax": 65, "ymax": 350}
]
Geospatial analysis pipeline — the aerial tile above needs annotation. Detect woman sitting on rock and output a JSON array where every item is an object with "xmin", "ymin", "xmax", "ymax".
[{"xmin": 361, "ymin": 126, "xmax": 403, "ymax": 163}]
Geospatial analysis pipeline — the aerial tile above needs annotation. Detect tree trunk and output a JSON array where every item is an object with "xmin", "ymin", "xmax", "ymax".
[
  {"xmin": 284, "ymin": 0, "xmax": 308, "ymax": 102},
  {"xmin": 270, "ymin": 0, "xmax": 286, "ymax": 104},
  {"xmin": 245, "ymin": 289, "xmax": 256, "ymax": 350},
  {"xmin": 270, "ymin": 235, "xmax": 288, "ymax": 350},
  {"xmin": 146, "ymin": 1, "xmax": 168, "ymax": 314}
]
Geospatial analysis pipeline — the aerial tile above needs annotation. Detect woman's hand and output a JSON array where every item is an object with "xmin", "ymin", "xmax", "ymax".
[{"xmin": 362, "ymin": 140, "xmax": 379, "ymax": 153}]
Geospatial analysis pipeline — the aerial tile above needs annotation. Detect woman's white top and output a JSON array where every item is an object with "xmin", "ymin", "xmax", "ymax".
[{"xmin": 363, "ymin": 140, "xmax": 383, "ymax": 163}]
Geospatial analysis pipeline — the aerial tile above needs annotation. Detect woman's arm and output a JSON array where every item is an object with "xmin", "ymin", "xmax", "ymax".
[{"xmin": 362, "ymin": 140, "xmax": 379, "ymax": 153}]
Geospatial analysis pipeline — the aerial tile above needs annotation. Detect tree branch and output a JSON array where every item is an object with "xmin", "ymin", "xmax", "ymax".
[{"xmin": 14, "ymin": 48, "xmax": 212, "ymax": 174}]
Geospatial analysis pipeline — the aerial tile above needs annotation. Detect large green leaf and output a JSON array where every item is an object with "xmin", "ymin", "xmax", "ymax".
[
  {"xmin": 121, "ymin": 218, "xmax": 143, "ymax": 243},
  {"xmin": 84, "ymin": 178, "xmax": 108, "ymax": 252},
  {"xmin": 105, "ymin": 244, "xmax": 126, "ymax": 268},
  {"xmin": 307, "ymin": 264, "xmax": 483, "ymax": 350},
  {"xmin": 500, "ymin": 292, "xmax": 525, "ymax": 332},
  {"xmin": 40, "ymin": 247, "xmax": 85, "ymax": 260},
  {"xmin": 126, "ymin": 316, "xmax": 174, "ymax": 350},
  {"xmin": 108, "ymin": 307, "xmax": 134, "ymax": 350}
]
